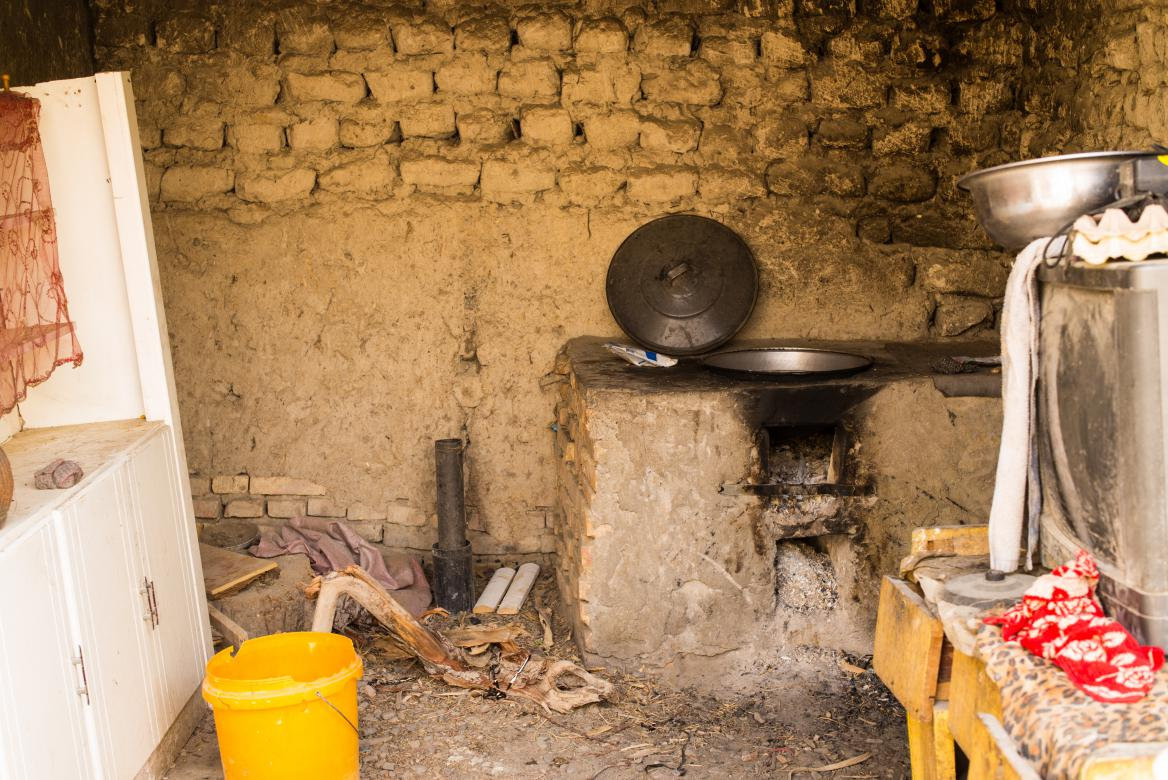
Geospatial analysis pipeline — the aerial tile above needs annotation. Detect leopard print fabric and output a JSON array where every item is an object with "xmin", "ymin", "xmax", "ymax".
[{"xmin": 975, "ymin": 624, "xmax": 1168, "ymax": 779}]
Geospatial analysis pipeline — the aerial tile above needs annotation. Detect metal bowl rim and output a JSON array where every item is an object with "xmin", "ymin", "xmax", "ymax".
[
  {"xmin": 956, "ymin": 150, "xmax": 1156, "ymax": 192},
  {"xmin": 701, "ymin": 346, "xmax": 873, "ymax": 374}
]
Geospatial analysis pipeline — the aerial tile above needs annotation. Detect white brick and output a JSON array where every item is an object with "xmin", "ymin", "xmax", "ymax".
[
  {"xmin": 307, "ymin": 497, "xmax": 345, "ymax": 516},
  {"xmin": 347, "ymin": 502, "xmax": 387, "ymax": 521},
  {"xmin": 250, "ymin": 476, "xmax": 327, "ymax": 495},
  {"xmin": 267, "ymin": 498, "xmax": 306, "ymax": 518},
  {"xmin": 225, "ymin": 498, "xmax": 264, "ymax": 518}
]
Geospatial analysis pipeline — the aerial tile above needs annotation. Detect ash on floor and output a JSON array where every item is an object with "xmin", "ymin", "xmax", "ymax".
[{"xmin": 168, "ymin": 580, "xmax": 909, "ymax": 779}]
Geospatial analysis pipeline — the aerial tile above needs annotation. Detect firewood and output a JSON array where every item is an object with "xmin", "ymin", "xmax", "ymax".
[
  {"xmin": 306, "ymin": 566, "xmax": 612, "ymax": 712},
  {"xmin": 473, "ymin": 567, "xmax": 515, "ymax": 614},
  {"xmin": 498, "ymin": 562, "xmax": 540, "ymax": 615}
]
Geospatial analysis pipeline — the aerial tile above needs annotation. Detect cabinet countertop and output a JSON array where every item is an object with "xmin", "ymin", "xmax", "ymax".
[{"xmin": 0, "ymin": 419, "xmax": 166, "ymax": 550}]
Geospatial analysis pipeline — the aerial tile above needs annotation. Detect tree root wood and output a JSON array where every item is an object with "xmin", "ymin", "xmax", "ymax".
[{"xmin": 306, "ymin": 565, "xmax": 613, "ymax": 713}]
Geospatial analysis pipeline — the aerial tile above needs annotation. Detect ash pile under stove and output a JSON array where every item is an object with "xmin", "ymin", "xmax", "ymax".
[{"xmin": 550, "ymin": 336, "xmax": 1001, "ymax": 692}]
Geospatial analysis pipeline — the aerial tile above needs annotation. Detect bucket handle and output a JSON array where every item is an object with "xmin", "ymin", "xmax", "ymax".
[{"xmin": 315, "ymin": 691, "xmax": 359, "ymax": 735}]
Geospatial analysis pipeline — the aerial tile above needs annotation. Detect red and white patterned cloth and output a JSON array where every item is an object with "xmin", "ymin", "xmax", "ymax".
[{"xmin": 985, "ymin": 550, "xmax": 1165, "ymax": 703}]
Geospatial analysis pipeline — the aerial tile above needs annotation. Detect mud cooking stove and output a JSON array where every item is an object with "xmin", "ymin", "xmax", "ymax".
[{"xmin": 552, "ymin": 337, "xmax": 1002, "ymax": 691}]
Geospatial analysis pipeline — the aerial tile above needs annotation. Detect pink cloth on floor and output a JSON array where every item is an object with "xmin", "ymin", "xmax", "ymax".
[{"xmin": 251, "ymin": 515, "xmax": 431, "ymax": 616}]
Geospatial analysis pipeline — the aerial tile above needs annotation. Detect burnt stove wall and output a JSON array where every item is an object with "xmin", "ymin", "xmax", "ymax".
[
  {"xmin": 553, "ymin": 338, "xmax": 1001, "ymax": 690},
  {"xmin": 87, "ymin": 0, "xmax": 1076, "ymax": 556}
]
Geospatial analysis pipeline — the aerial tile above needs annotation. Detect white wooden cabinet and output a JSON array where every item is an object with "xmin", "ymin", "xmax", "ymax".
[{"xmin": 0, "ymin": 72, "xmax": 211, "ymax": 779}]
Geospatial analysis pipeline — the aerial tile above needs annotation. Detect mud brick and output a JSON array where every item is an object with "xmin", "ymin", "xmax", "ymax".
[
  {"xmin": 522, "ymin": 107, "xmax": 574, "ymax": 146},
  {"xmin": 160, "ymin": 166, "xmax": 234, "ymax": 202},
  {"xmin": 626, "ymin": 166, "xmax": 698, "ymax": 202},
  {"xmin": 583, "ymin": 111, "xmax": 641, "ymax": 148},
  {"xmin": 289, "ymin": 117, "xmax": 340, "ymax": 150},
  {"xmin": 498, "ymin": 59, "xmax": 561, "ymax": 99},
  {"xmin": 639, "ymin": 118, "xmax": 701, "ymax": 153},
  {"xmin": 575, "ymin": 18, "xmax": 628, "ymax": 53},
  {"xmin": 236, "ymin": 169, "xmax": 317, "ymax": 203},
  {"xmin": 516, "ymin": 12, "xmax": 573, "ymax": 51},
  {"xmin": 267, "ymin": 499, "xmax": 306, "ymax": 519},
  {"xmin": 225, "ymin": 498, "xmax": 264, "ymax": 518},
  {"xmin": 454, "ymin": 16, "xmax": 512, "ymax": 52},
  {"xmin": 163, "ymin": 119, "xmax": 224, "ymax": 151},
  {"xmin": 365, "ymin": 65, "xmax": 434, "ymax": 103},
  {"xmin": 480, "ymin": 159, "xmax": 556, "ymax": 202},
  {"xmin": 398, "ymin": 103, "xmax": 456, "ymax": 139},
  {"xmin": 559, "ymin": 165, "xmax": 625, "ymax": 205},
  {"xmin": 435, "ymin": 53, "xmax": 498, "ymax": 95},
  {"xmin": 399, "ymin": 157, "xmax": 482, "ymax": 193},
  {"xmin": 319, "ymin": 156, "xmax": 394, "ymax": 196},
  {"xmin": 634, "ymin": 16, "xmax": 693, "ymax": 57},
  {"xmin": 641, "ymin": 61, "xmax": 722, "ymax": 105},
  {"xmin": 393, "ymin": 18, "xmax": 453, "ymax": 55},
  {"xmin": 156, "ymin": 13, "xmax": 215, "ymax": 54},
  {"xmin": 457, "ymin": 109, "xmax": 512, "ymax": 144},
  {"xmin": 277, "ymin": 11, "xmax": 333, "ymax": 55},
  {"xmin": 228, "ymin": 123, "xmax": 285, "ymax": 153},
  {"xmin": 285, "ymin": 71, "xmax": 367, "ymax": 103}
]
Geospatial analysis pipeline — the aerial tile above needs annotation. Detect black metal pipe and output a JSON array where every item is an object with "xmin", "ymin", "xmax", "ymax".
[
  {"xmin": 433, "ymin": 438, "xmax": 474, "ymax": 612},
  {"xmin": 435, "ymin": 438, "xmax": 467, "ymax": 550}
]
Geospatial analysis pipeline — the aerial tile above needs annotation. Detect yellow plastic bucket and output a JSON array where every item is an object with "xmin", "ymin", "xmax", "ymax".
[{"xmin": 202, "ymin": 632, "xmax": 363, "ymax": 779}]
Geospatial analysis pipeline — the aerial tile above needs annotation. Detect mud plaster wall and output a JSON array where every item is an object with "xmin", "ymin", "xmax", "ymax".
[
  {"xmin": 89, "ymin": 0, "xmax": 1079, "ymax": 555},
  {"xmin": 2, "ymin": 0, "xmax": 94, "ymax": 86}
]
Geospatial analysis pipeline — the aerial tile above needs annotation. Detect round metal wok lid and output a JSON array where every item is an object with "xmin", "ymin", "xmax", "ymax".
[
  {"xmin": 702, "ymin": 347, "xmax": 873, "ymax": 377},
  {"xmin": 605, "ymin": 215, "xmax": 758, "ymax": 356}
]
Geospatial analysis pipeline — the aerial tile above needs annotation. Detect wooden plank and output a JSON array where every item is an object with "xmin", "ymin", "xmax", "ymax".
[
  {"xmin": 947, "ymin": 650, "xmax": 984, "ymax": 751},
  {"xmin": 978, "ymin": 714, "xmax": 1039, "ymax": 780},
  {"xmin": 949, "ymin": 650, "xmax": 1020, "ymax": 780},
  {"xmin": 901, "ymin": 525, "xmax": 990, "ymax": 574},
  {"xmin": 199, "ymin": 543, "xmax": 277, "ymax": 599},
  {"xmin": 497, "ymin": 562, "xmax": 540, "ymax": 616},
  {"xmin": 907, "ymin": 712, "xmax": 938, "ymax": 780},
  {"xmin": 1081, "ymin": 744, "xmax": 1168, "ymax": 779},
  {"xmin": 931, "ymin": 702, "xmax": 956, "ymax": 780},
  {"xmin": 473, "ymin": 567, "xmax": 515, "ymax": 614},
  {"xmin": 207, "ymin": 605, "xmax": 248, "ymax": 651},
  {"xmin": 911, "ymin": 525, "xmax": 989, "ymax": 557},
  {"xmin": 873, "ymin": 576, "xmax": 945, "ymax": 721}
]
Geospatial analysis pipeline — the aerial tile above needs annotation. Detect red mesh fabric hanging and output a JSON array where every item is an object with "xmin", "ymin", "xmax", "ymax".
[{"xmin": 0, "ymin": 91, "xmax": 82, "ymax": 415}]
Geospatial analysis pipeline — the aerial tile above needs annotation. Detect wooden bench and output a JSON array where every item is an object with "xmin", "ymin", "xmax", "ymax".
[{"xmin": 873, "ymin": 526, "xmax": 1164, "ymax": 779}]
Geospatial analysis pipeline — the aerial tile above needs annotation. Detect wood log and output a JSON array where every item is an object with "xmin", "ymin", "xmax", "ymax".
[
  {"xmin": 309, "ymin": 565, "xmax": 485, "ymax": 687},
  {"xmin": 207, "ymin": 604, "xmax": 248, "ymax": 654},
  {"xmin": 306, "ymin": 566, "xmax": 612, "ymax": 712}
]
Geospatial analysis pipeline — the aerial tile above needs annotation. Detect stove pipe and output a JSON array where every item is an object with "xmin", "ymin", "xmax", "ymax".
[{"xmin": 432, "ymin": 438, "xmax": 474, "ymax": 612}]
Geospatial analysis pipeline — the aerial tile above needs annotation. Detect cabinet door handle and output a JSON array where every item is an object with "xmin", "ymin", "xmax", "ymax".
[
  {"xmin": 141, "ymin": 578, "xmax": 159, "ymax": 628},
  {"xmin": 72, "ymin": 647, "xmax": 90, "ymax": 705},
  {"xmin": 139, "ymin": 581, "xmax": 152, "ymax": 624},
  {"xmin": 147, "ymin": 579, "xmax": 159, "ymax": 627}
]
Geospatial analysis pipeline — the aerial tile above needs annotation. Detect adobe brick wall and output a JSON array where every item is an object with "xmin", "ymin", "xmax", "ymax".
[{"xmin": 89, "ymin": 0, "xmax": 1079, "ymax": 555}]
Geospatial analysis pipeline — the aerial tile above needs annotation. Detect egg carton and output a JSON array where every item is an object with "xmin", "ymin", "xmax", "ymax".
[{"xmin": 1071, "ymin": 204, "xmax": 1168, "ymax": 265}]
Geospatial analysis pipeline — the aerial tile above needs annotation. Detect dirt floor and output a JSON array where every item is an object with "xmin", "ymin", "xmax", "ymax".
[{"xmin": 169, "ymin": 580, "xmax": 910, "ymax": 779}]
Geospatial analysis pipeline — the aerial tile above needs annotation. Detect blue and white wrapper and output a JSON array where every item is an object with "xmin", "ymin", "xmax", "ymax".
[{"xmin": 604, "ymin": 342, "xmax": 679, "ymax": 368}]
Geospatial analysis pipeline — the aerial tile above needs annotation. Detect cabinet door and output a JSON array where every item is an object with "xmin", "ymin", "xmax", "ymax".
[
  {"xmin": 57, "ymin": 468, "xmax": 160, "ymax": 778},
  {"xmin": 0, "ymin": 522, "xmax": 93, "ymax": 780},
  {"xmin": 126, "ymin": 429, "xmax": 206, "ymax": 724}
]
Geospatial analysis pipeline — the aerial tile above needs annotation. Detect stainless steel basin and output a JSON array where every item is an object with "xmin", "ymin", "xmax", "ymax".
[
  {"xmin": 702, "ymin": 347, "xmax": 872, "ymax": 377},
  {"xmin": 957, "ymin": 151, "xmax": 1158, "ymax": 251}
]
